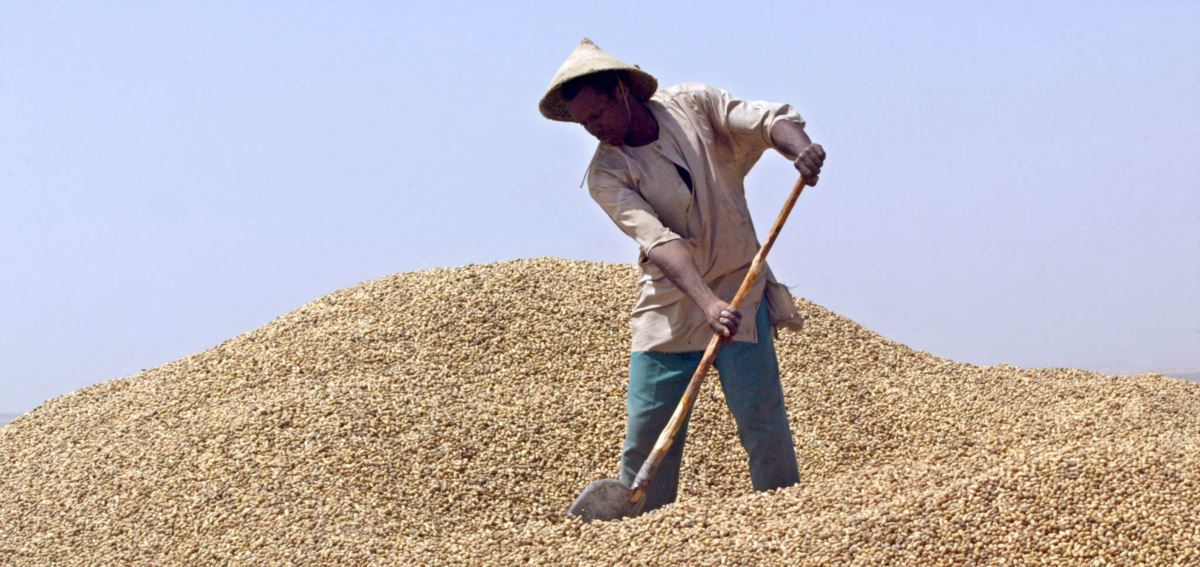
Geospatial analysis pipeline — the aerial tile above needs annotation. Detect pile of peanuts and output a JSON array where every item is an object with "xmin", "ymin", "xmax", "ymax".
[{"xmin": 1, "ymin": 258, "xmax": 1196, "ymax": 566}]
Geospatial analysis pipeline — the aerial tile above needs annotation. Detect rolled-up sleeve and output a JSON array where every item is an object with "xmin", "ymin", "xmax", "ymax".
[
  {"xmin": 587, "ymin": 159, "xmax": 682, "ymax": 257},
  {"xmin": 701, "ymin": 85, "xmax": 806, "ymax": 158}
]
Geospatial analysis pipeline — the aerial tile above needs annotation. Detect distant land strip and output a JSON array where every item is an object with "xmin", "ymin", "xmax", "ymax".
[
  {"xmin": 1168, "ymin": 371, "xmax": 1200, "ymax": 382},
  {"xmin": 1137, "ymin": 369, "xmax": 1200, "ymax": 383}
]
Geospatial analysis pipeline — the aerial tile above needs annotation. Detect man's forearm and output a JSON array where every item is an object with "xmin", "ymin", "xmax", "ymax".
[
  {"xmin": 771, "ymin": 120, "xmax": 825, "ymax": 184},
  {"xmin": 646, "ymin": 239, "xmax": 719, "ymax": 309},
  {"xmin": 769, "ymin": 120, "xmax": 813, "ymax": 159}
]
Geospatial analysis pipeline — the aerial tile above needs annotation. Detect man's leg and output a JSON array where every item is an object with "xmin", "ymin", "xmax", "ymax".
[
  {"xmin": 620, "ymin": 349, "xmax": 701, "ymax": 513},
  {"xmin": 714, "ymin": 300, "xmax": 801, "ymax": 491}
]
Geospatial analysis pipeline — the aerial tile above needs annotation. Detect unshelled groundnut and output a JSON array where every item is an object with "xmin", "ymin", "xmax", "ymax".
[{"xmin": 1, "ymin": 258, "xmax": 1197, "ymax": 566}]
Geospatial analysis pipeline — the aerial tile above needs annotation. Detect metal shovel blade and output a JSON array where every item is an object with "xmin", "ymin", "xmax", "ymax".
[{"xmin": 565, "ymin": 478, "xmax": 634, "ymax": 523}]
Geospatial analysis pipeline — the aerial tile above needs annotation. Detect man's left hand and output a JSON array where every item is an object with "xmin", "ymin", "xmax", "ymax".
[{"xmin": 793, "ymin": 143, "xmax": 826, "ymax": 186}]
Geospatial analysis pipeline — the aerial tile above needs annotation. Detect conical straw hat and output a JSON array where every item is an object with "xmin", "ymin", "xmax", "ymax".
[{"xmin": 539, "ymin": 38, "xmax": 658, "ymax": 122}]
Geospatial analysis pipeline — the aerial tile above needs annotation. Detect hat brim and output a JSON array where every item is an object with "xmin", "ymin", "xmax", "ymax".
[{"xmin": 539, "ymin": 68, "xmax": 657, "ymax": 122}]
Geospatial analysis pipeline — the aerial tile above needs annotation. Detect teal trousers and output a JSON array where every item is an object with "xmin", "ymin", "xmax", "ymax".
[{"xmin": 620, "ymin": 300, "xmax": 800, "ymax": 513}]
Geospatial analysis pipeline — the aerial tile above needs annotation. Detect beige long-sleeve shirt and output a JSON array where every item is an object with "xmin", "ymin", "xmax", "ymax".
[{"xmin": 587, "ymin": 83, "xmax": 807, "ymax": 353}]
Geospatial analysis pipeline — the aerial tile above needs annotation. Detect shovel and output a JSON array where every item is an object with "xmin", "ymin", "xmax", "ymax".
[{"xmin": 566, "ymin": 175, "xmax": 810, "ymax": 522}]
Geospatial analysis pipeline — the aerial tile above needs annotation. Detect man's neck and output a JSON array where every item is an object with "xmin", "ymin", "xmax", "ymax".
[{"xmin": 623, "ymin": 100, "xmax": 659, "ymax": 147}]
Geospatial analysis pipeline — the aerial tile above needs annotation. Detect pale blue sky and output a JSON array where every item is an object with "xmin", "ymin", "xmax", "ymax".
[{"xmin": 2, "ymin": 2, "xmax": 1198, "ymax": 415}]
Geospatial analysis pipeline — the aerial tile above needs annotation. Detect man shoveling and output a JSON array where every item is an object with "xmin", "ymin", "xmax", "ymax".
[{"xmin": 540, "ymin": 39, "xmax": 826, "ymax": 520}]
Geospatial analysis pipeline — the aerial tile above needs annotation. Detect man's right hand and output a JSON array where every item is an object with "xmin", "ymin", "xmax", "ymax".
[
  {"xmin": 704, "ymin": 299, "xmax": 742, "ymax": 342},
  {"xmin": 646, "ymin": 240, "xmax": 743, "ymax": 342}
]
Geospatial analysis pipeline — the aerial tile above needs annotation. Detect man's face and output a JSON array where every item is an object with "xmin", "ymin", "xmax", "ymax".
[{"xmin": 565, "ymin": 85, "xmax": 629, "ymax": 146}]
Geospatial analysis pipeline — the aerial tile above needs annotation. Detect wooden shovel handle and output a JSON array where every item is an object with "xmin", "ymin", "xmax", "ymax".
[{"xmin": 628, "ymin": 175, "xmax": 808, "ymax": 515}]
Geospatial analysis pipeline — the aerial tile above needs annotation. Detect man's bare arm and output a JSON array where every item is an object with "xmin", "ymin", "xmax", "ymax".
[
  {"xmin": 646, "ymin": 240, "xmax": 741, "ymax": 340},
  {"xmin": 770, "ymin": 120, "xmax": 826, "ymax": 186}
]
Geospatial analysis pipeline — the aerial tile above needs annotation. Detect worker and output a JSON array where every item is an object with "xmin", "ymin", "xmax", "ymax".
[{"xmin": 539, "ymin": 39, "xmax": 826, "ymax": 513}]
